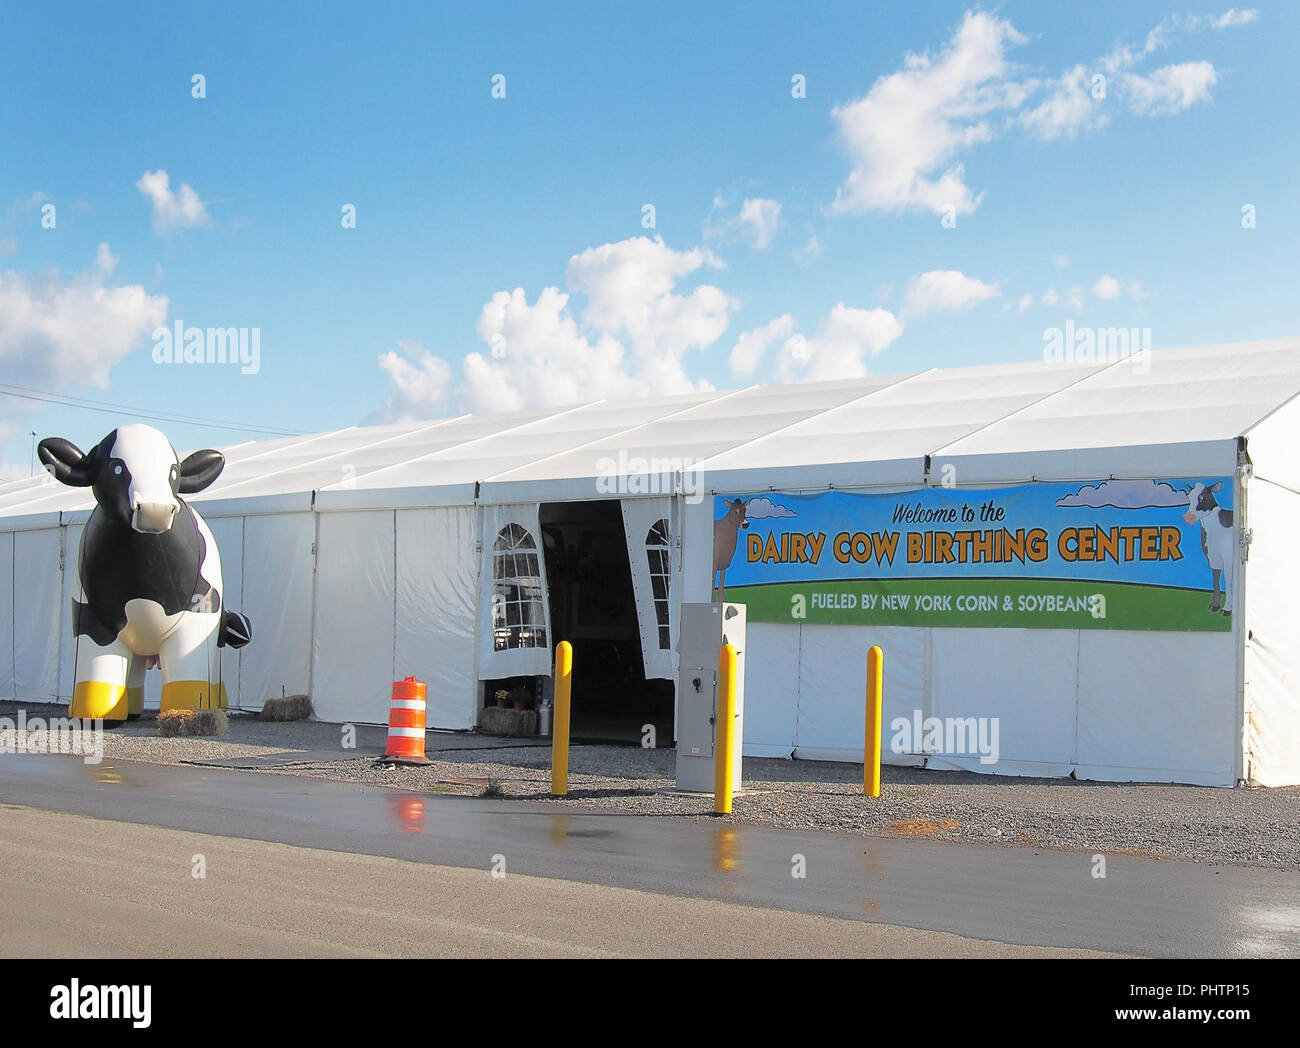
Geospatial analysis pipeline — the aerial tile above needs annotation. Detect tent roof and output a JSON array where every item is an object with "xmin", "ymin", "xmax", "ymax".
[{"xmin": 2, "ymin": 337, "xmax": 1298, "ymax": 525}]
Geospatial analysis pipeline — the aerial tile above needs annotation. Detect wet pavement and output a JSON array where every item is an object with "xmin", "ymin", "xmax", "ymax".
[{"xmin": 1, "ymin": 752, "xmax": 1297, "ymax": 957}]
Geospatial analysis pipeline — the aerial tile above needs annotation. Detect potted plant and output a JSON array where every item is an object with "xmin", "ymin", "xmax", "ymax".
[
  {"xmin": 494, "ymin": 688, "xmax": 509, "ymax": 709},
  {"xmin": 508, "ymin": 685, "xmax": 531, "ymax": 711}
]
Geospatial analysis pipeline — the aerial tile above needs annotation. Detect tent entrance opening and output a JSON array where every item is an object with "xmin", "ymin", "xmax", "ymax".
[{"xmin": 540, "ymin": 500, "xmax": 673, "ymax": 744}]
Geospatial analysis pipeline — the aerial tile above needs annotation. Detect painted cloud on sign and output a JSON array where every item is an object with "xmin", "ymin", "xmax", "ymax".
[
  {"xmin": 1055, "ymin": 479, "xmax": 1189, "ymax": 509},
  {"xmin": 744, "ymin": 496, "xmax": 798, "ymax": 519}
]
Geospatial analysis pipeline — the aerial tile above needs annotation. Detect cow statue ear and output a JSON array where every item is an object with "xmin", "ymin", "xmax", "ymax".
[
  {"xmin": 37, "ymin": 438, "xmax": 95, "ymax": 487},
  {"xmin": 1207, "ymin": 481, "xmax": 1223, "ymax": 494},
  {"xmin": 177, "ymin": 449, "xmax": 225, "ymax": 493}
]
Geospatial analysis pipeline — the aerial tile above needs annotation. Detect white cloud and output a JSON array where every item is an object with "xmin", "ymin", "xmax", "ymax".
[
  {"xmin": 0, "ymin": 245, "xmax": 168, "ymax": 391},
  {"xmin": 1042, "ymin": 286, "xmax": 1085, "ymax": 310},
  {"xmin": 729, "ymin": 314, "xmax": 795, "ymax": 378},
  {"xmin": 793, "ymin": 235, "xmax": 822, "ymax": 265},
  {"xmin": 94, "ymin": 241, "xmax": 118, "ymax": 276},
  {"xmin": 1056, "ymin": 479, "xmax": 1188, "ymax": 509},
  {"xmin": 1017, "ymin": 292, "xmax": 1034, "ymax": 313},
  {"xmin": 830, "ymin": 12, "xmax": 1233, "ymax": 217},
  {"xmin": 371, "ymin": 340, "xmax": 455, "ymax": 421},
  {"xmin": 744, "ymin": 496, "xmax": 797, "ymax": 519},
  {"xmin": 901, "ymin": 269, "xmax": 999, "ymax": 319},
  {"xmin": 829, "ymin": 11, "xmax": 1029, "ymax": 217},
  {"xmin": 776, "ymin": 303, "xmax": 903, "ymax": 383},
  {"xmin": 374, "ymin": 237, "xmax": 733, "ymax": 418},
  {"xmin": 1053, "ymin": 254, "xmax": 1070, "ymax": 269},
  {"xmin": 1128, "ymin": 280, "xmax": 1148, "ymax": 300},
  {"xmin": 136, "ymin": 169, "xmax": 210, "ymax": 231},
  {"xmin": 706, "ymin": 197, "xmax": 783, "ymax": 250},
  {"xmin": 1021, "ymin": 65, "xmax": 1108, "ymax": 141},
  {"xmin": 1213, "ymin": 9, "xmax": 1258, "ymax": 29},
  {"xmin": 1119, "ymin": 61, "xmax": 1218, "ymax": 116},
  {"xmin": 1092, "ymin": 274, "xmax": 1122, "ymax": 300}
]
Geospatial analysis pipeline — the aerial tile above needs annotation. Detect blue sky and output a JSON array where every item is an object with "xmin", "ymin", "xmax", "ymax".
[{"xmin": 1, "ymin": 1, "xmax": 1295, "ymax": 474}]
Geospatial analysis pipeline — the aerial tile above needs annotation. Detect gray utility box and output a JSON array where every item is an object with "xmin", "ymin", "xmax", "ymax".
[{"xmin": 675, "ymin": 602, "xmax": 746, "ymax": 793}]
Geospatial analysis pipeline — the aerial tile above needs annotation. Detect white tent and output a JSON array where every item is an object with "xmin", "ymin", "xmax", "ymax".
[{"xmin": 2, "ymin": 337, "xmax": 1298, "ymax": 786}]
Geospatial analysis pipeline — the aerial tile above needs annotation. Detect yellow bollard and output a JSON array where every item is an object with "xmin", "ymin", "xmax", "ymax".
[
  {"xmin": 864, "ymin": 645, "xmax": 883, "ymax": 797},
  {"xmin": 714, "ymin": 642, "xmax": 737, "ymax": 814},
  {"xmin": 551, "ymin": 641, "xmax": 573, "ymax": 796}
]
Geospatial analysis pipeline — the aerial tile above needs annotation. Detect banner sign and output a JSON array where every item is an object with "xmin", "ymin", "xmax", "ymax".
[{"xmin": 711, "ymin": 479, "xmax": 1235, "ymax": 631}]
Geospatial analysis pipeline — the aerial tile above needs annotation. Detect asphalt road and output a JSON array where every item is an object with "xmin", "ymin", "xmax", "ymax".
[{"xmin": 2, "ymin": 753, "xmax": 1297, "ymax": 957}]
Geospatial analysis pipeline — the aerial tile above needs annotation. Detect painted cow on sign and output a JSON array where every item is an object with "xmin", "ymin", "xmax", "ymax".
[
  {"xmin": 1183, "ymin": 481, "xmax": 1235, "ymax": 616},
  {"xmin": 713, "ymin": 498, "xmax": 748, "ymax": 600},
  {"xmin": 39, "ymin": 424, "xmax": 251, "ymax": 723}
]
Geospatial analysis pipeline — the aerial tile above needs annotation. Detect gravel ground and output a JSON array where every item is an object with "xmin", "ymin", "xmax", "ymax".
[{"xmin": 5, "ymin": 702, "xmax": 1297, "ymax": 869}]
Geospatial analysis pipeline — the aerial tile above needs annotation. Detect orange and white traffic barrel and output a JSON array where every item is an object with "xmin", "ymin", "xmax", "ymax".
[{"xmin": 378, "ymin": 676, "xmax": 430, "ymax": 765}]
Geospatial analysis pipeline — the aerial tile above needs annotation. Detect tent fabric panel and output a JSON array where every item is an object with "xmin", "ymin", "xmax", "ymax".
[
  {"xmin": 56, "ymin": 524, "xmax": 82, "ymax": 707},
  {"xmin": 477, "ymin": 502, "xmax": 552, "ymax": 680},
  {"xmin": 395, "ymin": 506, "xmax": 479, "ymax": 730},
  {"xmin": 793, "ymin": 625, "xmax": 926, "ymax": 763},
  {"xmin": 312, "ymin": 511, "xmax": 395, "ymax": 724},
  {"xmin": 203, "ymin": 516, "xmax": 245, "ymax": 709},
  {"xmin": 934, "ymin": 440, "xmax": 1239, "ymax": 487},
  {"xmin": 238, "ymin": 514, "xmax": 314, "ymax": 711},
  {"xmin": 1243, "ymin": 393, "xmax": 1300, "ymax": 494},
  {"xmin": 1243, "ymin": 478, "xmax": 1300, "ymax": 786},
  {"xmin": 739, "ymin": 622, "xmax": 800, "ymax": 757},
  {"xmin": 1074, "ymin": 630, "xmax": 1237, "ymax": 784},
  {"xmin": 13, "ymin": 528, "xmax": 62, "ymax": 701},
  {"xmin": 619, "ymin": 497, "xmax": 675, "ymax": 680},
  {"xmin": 0, "ymin": 531, "xmax": 13, "ymax": 697},
  {"xmin": 928, "ymin": 629, "xmax": 1078, "ymax": 774}
]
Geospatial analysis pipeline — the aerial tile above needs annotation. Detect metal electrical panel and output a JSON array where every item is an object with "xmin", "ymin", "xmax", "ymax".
[{"xmin": 675, "ymin": 602, "xmax": 746, "ymax": 792}]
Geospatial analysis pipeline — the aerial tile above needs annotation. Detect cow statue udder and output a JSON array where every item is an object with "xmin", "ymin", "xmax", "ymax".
[{"xmin": 38, "ymin": 424, "xmax": 252, "ymax": 724}]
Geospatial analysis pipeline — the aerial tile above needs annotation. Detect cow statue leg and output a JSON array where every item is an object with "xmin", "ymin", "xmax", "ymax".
[
  {"xmin": 1208, "ymin": 568, "xmax": 1222, "ymax": 613},
  {"xmin": 157, "ymin": 607, "xmax": 225, "ymax": 712},
  {"xmin": 1220, "ymin": 556, "xmax": 1235, "ymax": 618},
  {"xmin": 70, "ymin": 634, "xmax": 133, "ymax": 725},
  {"xmin": 125, "ymin": 654, "xmax": 146, "ymax": 720}
]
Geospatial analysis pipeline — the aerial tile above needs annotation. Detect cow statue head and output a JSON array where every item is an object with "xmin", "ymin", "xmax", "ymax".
[
  {"xmin": 38, "ymin": 424, "xmax": 225, "ymax": 534},
  {"xmin": 724, "ymin": 498, "xmax": 749, "ymax": 531},
  {"xmin": 1182, "ymin": 481, "xmax": 1222, "ymax": 526}
]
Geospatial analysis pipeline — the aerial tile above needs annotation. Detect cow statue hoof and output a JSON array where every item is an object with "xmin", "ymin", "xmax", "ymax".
[
  {"xmin": 38, "ymin": 424, "xmax": 253, "ymax": 726},
  {"xmin": 1208, "ymin": 598, "xmax": 1221, "ymax": 613}
]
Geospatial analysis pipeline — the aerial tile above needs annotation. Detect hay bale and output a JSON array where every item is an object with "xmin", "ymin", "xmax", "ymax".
[
  {"xmin": 259, "ymin": 693, "xmax": 312, "ymax": 721},
  {"xmin": 157, "ymin": 708, "xmax": 229, "ymax": 737}
]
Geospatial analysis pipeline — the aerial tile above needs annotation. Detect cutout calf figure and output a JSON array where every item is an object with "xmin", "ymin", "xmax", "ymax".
[
  {"xmin": 1183, "ymin": 480, "xmax": 1235, "ymax": 616},
  {"xmin": 39, "ymin": 424, "xmax": 251, "ymax": 723},
  {"xmin": 712, "ymin": 498, "xmax": 748, "ymax": 600}
]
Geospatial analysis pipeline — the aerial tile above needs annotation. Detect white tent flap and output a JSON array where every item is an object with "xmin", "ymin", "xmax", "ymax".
[
  {"xmin": 478, "ymin": 503, "xmax": 552, "ymax": 680},
  {"xmin": 313, "ymin": 511, "xmax": 395, "ymax": 723},
  {"xmin": 1244, "ymin": 478, "xmax": 1300, "ymax": 785},
  {"xmin": 396, "ymin": 506, "xmax": 479, "ymax": 730},
  {"xmin": 620, "ymin": 496, "xmax": 675, "ymax": 680},
  {"xmin": 13, "ymin": 528, "xmax": 61, "ymax": 701},
  {"xmin": 0, "ymin": 532, "xmax": 13, "ymax": 698},
  {"xmin": 237, "ymin": 514, "xmax": 315, "ymax": 710}
]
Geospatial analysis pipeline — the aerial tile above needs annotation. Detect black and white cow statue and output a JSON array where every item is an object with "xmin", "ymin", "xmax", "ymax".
[
  {"xmin": 38, "ymin": 424, "xmax": 251, "ymax": 724},
  {"xmin": 1183, "ymin": 480, "xmax": 1235, "ymax": 616}
]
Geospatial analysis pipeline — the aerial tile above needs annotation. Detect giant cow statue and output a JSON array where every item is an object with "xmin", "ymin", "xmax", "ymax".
[{"xmin": 38, "ymin": 424, "xmax": 251, "ymax": 724}]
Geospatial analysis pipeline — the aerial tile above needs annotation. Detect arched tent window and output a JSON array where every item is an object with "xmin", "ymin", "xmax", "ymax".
[
  {"xmin": 645, "ymin": 519, "xmax": 671, "ymax": 649},
  {"xmin": 492, "ymin": 523, "xmax": 548, "ymax": 651}
]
